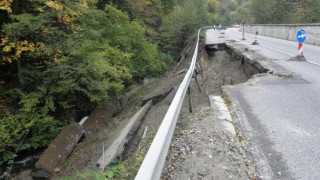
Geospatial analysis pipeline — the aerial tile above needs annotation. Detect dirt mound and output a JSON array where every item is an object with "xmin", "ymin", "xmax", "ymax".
[{"xmin": 287, "ymin": 55, "xmax": 306, "ymax": 61}]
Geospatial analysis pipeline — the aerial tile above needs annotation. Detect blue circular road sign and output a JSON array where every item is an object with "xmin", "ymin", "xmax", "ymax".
[{"xmin": 296, "ymin": 29, "xmax": 307, "ymax": 43}]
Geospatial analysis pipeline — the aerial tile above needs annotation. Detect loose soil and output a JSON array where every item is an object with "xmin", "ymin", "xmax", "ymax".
[
  {"xmin": 36, "ymin": 40, "xmax": 259, "ymax": 179},
  {"xmin": 161, "ymin": 49, "xmax": 258, "ymax": 179},
  {"xmin": 50, "ymin": 43, "xmax": 197, "ymax": 179}
]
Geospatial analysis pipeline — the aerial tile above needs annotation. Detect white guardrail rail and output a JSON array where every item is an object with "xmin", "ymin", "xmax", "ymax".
[{"xmin": 135, "ymin": 26, "xmax": 211, "ymax": 180}]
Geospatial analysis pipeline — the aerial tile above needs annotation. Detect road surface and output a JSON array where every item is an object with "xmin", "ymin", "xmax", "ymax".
[
  {"xmin": 226, "ymin": 28, "xmax": 320, "ymax": 66},
  {"xmin": 207, "ymin": 28, "xmax": 320, "ymax": 179}
]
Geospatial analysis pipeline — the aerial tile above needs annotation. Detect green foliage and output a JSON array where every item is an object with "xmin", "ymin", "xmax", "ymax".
[
  {"xmin": 161, "ymin": 0, "xmax": 178, "ymax": 14},
  {"xmin": 230, "ymin": 0, "xmax": 320, "ymax": 24},
  {"xmin": 231, "ymin": 1, "xmax": 251, "ymax": 24},
  {"xmin": 0, "ymin": 90, "xmax": 64, "ymax": 165},
  {"xmin": 207, "ymin": 0, "xmax": 220, "ymax": 24},
  {"xmin": 63, "ymin": 155, "xmax": 81, "ymax": 168},
  {"xmin": 105, "ymin": 160, "xmax": 125, "ymax": 179},
  {"xmin": 58, "ymin": 131, "xmax": 156, "ymax": 179},
  {"xmin": 0, "ymin": 1, "xmax": 170, "ymax": 165},
  {"xmin": 159, "ymin": 0, "xmax": 209, "ymax": 58},
  {"xmin": 2, "ymin": 0, "xmax": 319, "ymax": 172},
  {"xmin": 216, "ymin": 0, "xmax": 238, "ymax": 25},
  {"xmin": 103, "ymin": 131, "xmax": 156, "ymax": 180},
  {"xmin": 98, "ymin": 0, "xmax": 178, "ymax": 41},
  {"xmin": 60, "ymin": 169, "xmax": 105, "ymax": 180},
  {"xmin": 103, "ymin": 4, "xmax": 167, "ymax": 79}
]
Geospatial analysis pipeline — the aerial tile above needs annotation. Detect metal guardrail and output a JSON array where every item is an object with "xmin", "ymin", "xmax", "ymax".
[{"xmin": 135, "ymin": 26, "xmax": 211, "ymax": 180}]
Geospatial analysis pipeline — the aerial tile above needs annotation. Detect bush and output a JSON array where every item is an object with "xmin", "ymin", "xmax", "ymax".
[
  {"xmin": 0, "ymin": 2, "xmax": 170, "ymax": 165},
  {"xmin": 0, "ymin": 90, "xmax": 64, "ymax": 165}
]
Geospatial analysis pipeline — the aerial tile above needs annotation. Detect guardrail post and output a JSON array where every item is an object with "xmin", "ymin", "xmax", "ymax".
[
  {"xmin": 188, "ymin": 86, "xmax": 192, "ymax": 113},
  {"xmin": 192, "ymin": 74, "xmax": 201, "ymax": 93},
  {"xmin": 135, "ymin": 26, "xmax": 212, "ymax": 180},
  {"xmin": 195, "ymin": 64, "xmax": 203, "ymax": 78}
]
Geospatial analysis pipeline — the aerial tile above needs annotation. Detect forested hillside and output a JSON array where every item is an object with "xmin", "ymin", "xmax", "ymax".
[
  {"xmin": 1, "ymin": 0, "xmax": 318, "ymax": 169},
  {"xmin": 0, "ymin": 0, "xmax": 219, "ymax": 165},
  {"xmin": 229, "ymin": 0, "xmax": 320, "ymax": 24}
]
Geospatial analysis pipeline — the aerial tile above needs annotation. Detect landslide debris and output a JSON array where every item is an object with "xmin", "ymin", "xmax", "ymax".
[{"xmin": 161, "ymin": 48, "xmax": 260, "ymax": 179}]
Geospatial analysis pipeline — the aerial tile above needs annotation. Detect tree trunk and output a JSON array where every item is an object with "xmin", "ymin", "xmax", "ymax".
[{"xmin": 17, "ymin": 58, "xmax": 22, "ymax": 85}]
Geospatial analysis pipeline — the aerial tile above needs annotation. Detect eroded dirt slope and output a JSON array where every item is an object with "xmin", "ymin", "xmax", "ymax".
[
  {"xmin": 54, "ymin": 41, "xmax": 260, "ymax": 179},
  {"xmin": 52, "ymin": 42, "xmax": 196, "ymax": 179},
  {"xmin": 161, "ymin": 50, "xmax": 259, "ymax": 179}
]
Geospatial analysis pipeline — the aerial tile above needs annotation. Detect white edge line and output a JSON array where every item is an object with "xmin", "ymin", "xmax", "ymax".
[
  {"xmin": 260, "ymin": 44, "xmax": 320, "ymax": 67},
  {"xmin": 306, "ymin": 60, "xmax": 320, "ymax": 67},
  {"xmin": 259, "ymin": 44, "xmax": 295, "ymax": 57},
  {"xmin": 237, "ymin": 31, "xmax": 320, "ymax": 67},
  {"xmin": 238, "ymin": 34, "xmax": 320, "ymax": 69}
]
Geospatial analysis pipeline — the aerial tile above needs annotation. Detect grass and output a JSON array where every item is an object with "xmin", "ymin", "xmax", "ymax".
[
  {"xmin": 131, "ymin": 83, "xmax": 151, "ymax": 103},
  {"xmin": 60, "ymin": 131, "xmax": 157, "ymax": 180},
  {"xmin": 60, "ymin": 80, "xmax": 158, "ymax": 180},
  {"xmin": 59, "ymin": 169, "xmax": 105, "ymax": 180},
  {"xmin": 105, "ymin": 160, "xmax": 125, "ymax": 179},
  {"xmin": 221, "ymin": 93, "xmax": 232, "ymax": 109},
  {"xmin": 63, "ymin": 155, "xmax": 80, "ymax": 168}
]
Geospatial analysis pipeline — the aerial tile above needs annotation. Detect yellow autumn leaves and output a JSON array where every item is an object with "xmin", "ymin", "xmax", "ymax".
[
  {"xmin": 1, "ymin": 37, "xmax": 45, "ymax": 63},
  {"xmin": 0, "ymin": 0, "xmax": 90, "ymax": 64},
  {"xmin": 45, "ymin": 1, "xmax": 63, "ymax": 10},
  {"xmin": 0, "ymin": 0, "xmax": 13, "ymax": 13},
  {"xmin": 44, "ymin": 1, "xmax": 83, "ymax": 32}
]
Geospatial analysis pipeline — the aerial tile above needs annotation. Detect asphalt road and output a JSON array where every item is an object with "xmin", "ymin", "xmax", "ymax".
[
  {"xmin": 226, "ymin": 28, "xmax": 320, "ymax": 66},
  {"xmin": 207, "ymin": 28, "xmax": 320, "ymax": 179}
]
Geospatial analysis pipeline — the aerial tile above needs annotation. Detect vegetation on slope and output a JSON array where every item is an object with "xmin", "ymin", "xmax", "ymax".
[
  {"xmin": 2, "ymin": 0, "xmax": 317, "ymax": 169},
  {"xmin": 227, "ymin": 0, "xmax": 320, "ymax": 24},
  {"xmin": 0, "ymin": 0, "xmax": 219, "ymax": 165}
]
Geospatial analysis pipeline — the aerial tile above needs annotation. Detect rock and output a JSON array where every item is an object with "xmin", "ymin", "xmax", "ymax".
[
  {"xmin": 14, "ymin": 169, "xmax": 33, "ymax": 180},
  {"xmin": 32, "ymin": 169, "xmax": 51, "ymax": 180},
  {"xmin": 33, "ymin": 123, "xmax": 84, "ymax": 179}
]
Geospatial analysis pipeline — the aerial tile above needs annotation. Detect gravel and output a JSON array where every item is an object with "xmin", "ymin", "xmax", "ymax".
[
  {"xmin": 161, "ymin": 106, "xmax": 256, "ymax": 180},
  {"xmin": 161, "ymin": 49, "xmax": 259, "ymax": 180}
]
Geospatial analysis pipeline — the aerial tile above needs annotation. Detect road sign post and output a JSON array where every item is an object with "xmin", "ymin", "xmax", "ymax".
[
  {"xmin": 242, "ymin": 26, "xmax": 246, "ymax": 40},
  {"xmin": 296, "ymin": 29, "xmax": 307, "ymax": 56},
  {"xmin": 252, "ymin": 31, "xmax": 259, "ymax": 45},
  {"xmin": 298, "ymin": 43, "xmax": 303, "ymax": 55}
]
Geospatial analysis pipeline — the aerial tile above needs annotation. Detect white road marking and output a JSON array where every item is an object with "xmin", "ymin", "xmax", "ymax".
[
  {"xmin": 259, "ymin": 44, "xmax": 295, "ymax": 57},
  {"xmin": 227, "ymin": 29, "xmax": 320, "ymax": 68},
  {"xmin": 306, "ymin": 60, "xmax": 320, "ymax": 67}
]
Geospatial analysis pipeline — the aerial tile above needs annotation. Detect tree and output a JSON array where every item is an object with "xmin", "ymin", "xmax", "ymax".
[
  {"xmin": 217, "ymin": 0, "xmax": 238, "ymax": 25},
  {"xmin": 207, "ymin": 0, "xmax": 220, "ymax": 24},
  {"xmin": 249, "ymin": 0, "xmax": 271, "ymax": 24},
  {"xmin": 0, "ymin": 1, "xmax": 170, "ymax": 165},
  {"xmin": 268, "ymin": 0, "xmax": 294, "ymax": 23},
  {"xmin": 159, "ymin": 0, "xmax": 209, "ymax": 57}
]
